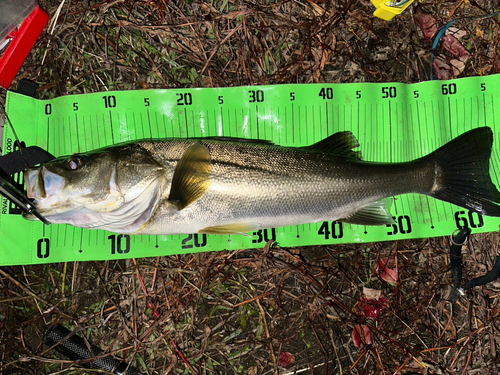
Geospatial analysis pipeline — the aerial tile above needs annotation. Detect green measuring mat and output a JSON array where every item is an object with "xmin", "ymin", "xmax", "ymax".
[{"xmin": 2, "ymin": 75, "xmax": 500, "ymax": 265}]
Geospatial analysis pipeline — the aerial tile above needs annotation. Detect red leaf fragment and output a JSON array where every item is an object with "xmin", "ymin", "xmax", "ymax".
[
  {"xmin": 352, "ymin": 324, "xmax": 372, "ymax": 347},
  {"xmin": 359, "ymin": 295, "xmax": 389, "ymax": 321},
  {"xmin": 414, "ymin": 9, "xmax": 438, "ymax": 41},
  {"xmin": 433, "ymin": 54, "xmax": 452, "ymax": 80},
  {"xmin": 279, "ymin": 352, "xmax": 296, "ymax": 367},
  {"xmin": 414, "ymin": 7, "xmax": 471, "ymax": 79},
  {"xmin": 377, "ymin": 257, "xmax": 398, "ymax": 284},
  {"xmin": 442, "ymin": 34, "xmax": 470, "ymax": 62}
]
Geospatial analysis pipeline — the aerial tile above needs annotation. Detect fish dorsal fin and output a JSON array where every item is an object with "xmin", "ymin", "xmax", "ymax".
[
  {"xmin": 305, "ymin": 131, "xmax": 362, "ymax": 160},
  {"xmin": 199, "ymin": 223, "xmax": 260, "ymax": 235},
  {"xmin": 341, "ymin": 199, "xmax": 394, "ymax": 225},
  {"xmin": 168, "ymin": 143, "xmax": 212, "ymax": 210}
]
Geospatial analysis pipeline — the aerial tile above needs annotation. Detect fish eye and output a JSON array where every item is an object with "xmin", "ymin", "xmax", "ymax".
[{"xmin": 67, "ymin": 157, "xmax": 82, "ymax": 170}]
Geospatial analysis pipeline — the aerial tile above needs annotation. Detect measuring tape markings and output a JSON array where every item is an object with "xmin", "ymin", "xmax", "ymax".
[
  {"xmin": 14, "ymin": 86, "xmax": 484, "ymax": 258},
  {"xmin": 32, "ymin": 84, "xmax": 496, "ymax": 253},
  {"xmin": 3, "ymin": 77, "xmax": 500, "ymax": 265}
]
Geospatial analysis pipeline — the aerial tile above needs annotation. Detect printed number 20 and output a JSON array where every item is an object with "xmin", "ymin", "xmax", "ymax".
[
  {"xmin": 177, "ymin": 93, "xmax": 193, "ymax": 105},
  {"xmin": 182, "ymin": 234, "xmax": 207, "ymax": 249}
]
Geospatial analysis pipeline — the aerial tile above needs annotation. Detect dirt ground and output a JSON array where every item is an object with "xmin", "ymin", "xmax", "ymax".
[{"xmin": 2, "ymin": 0, "xmax": 500, "ymax": 374}]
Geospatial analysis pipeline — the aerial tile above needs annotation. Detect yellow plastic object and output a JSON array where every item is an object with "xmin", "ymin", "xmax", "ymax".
[{"xmin": 370, "ymin": 0, "xmax": 416, "ymax": 21}]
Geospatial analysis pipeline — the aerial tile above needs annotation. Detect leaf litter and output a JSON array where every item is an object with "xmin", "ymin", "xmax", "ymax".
[{"xmin": 1, "ymin": 0, "xmax": 500, "ymax": 374}]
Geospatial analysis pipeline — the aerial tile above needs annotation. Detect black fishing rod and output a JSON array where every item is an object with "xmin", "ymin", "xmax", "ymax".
[{"xmin": 45, "ymin": 324, "xmax": 144, "ymax": 375}]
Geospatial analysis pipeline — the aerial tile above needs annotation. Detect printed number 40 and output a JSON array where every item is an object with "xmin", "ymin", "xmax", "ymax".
[
  {"xmin": 319, "ymin": 87, "xmax": 334, "ymax": 100},
  {"xmin": 318, "ymin": 221, "xmax": 343, "ymax": 239}
]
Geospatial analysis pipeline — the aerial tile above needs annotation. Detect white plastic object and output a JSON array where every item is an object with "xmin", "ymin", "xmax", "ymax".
[{"xmin": 0, "ymin": 0, "xmax": 38, "ymax": 42}]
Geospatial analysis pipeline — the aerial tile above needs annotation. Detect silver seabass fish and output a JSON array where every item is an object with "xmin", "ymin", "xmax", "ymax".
[{"xmin": 24, "ymin": 127, "xmax": 500, "ymax": 234}]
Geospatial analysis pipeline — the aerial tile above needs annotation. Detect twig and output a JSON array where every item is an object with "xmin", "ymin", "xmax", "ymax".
[
  {"xmin": 163, "ymin": 336, "xmax": 200, "ymax": 375},
  {"xmin": 256, "ymin": 298, "xmax": 278, "ymax": 374}
]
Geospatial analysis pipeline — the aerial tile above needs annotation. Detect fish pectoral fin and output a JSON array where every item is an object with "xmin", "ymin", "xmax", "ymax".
[
  {"xmin": 199, "ymin": 223, "xmax": 260, "ymax": 235},
  {"xmin": 305, "ymin": 131, "xmax": 362, "ymax": 160},
  {"xmin": 168, "ymin": 142, "xmax": 212, "ymax": 210},
  {"xmin": 341, "ymin": 200, "xmax": 395, "ymax": 225}
]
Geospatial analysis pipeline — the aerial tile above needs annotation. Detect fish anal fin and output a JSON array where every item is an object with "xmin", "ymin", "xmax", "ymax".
[
  {"xmin": 168, "ymin": 143, "xmax": 212, "ymax": 210},
  {"xmin": 199, "ymin": 223, "xmax": 260, "ymax": 235},
  {"xmin": 305, "ymin": 131, "xmax": 362, "ymax": 160},
  {"xmin": 341, "ymin": 200, "xmax": 395, "ymax": 225}
]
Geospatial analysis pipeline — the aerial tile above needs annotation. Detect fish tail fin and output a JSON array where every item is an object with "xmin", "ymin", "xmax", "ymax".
[{"xmin": 427, "ymin": 127, "xmax": 500, "ymax": 216}]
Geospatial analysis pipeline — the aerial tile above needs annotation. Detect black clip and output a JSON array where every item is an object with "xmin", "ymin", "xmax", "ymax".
[{"xmin": 0, "ymin": 146, "xmax": 55, "ymax": 224}]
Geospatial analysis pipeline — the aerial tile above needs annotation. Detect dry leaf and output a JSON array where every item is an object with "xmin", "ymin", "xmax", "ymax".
[
  {"xmin": 363, "ymin": 287, "xmax": 382, "ymax": 301},
  {"xmin": 442, "ymin": 35, "xmax": 470, "ymax": 62},
  {"xmin": 359, "ymin": 295, "xmax": 389, "ymax": 321},
  {"xmin": 450, "ymin": 59, "xmax": 465, "ymax": 76},
  {"xmin": 446, "ymin": 27, "xmax": 467, "ymax": 40},
  {"xmin": 376, "ymin": 257, "xmax": 398, "ymax": 284},
  {"xmin": 433, "ymin": 54, "xmax": 453, "ymax": 80},
  {"xmin": 352, "ymin": 324, "xmax": 372, "ymax": 347},
  {"xmin": 414, "ymin": 8, "xmax": 438, "ymax": 41},
  {"xmin": 476, "ymin": 23, "xmax": 484, "ymax": 38},
  {"xmin": 278, "ymin": 352, "xmax": 296, "ymax": 367}
]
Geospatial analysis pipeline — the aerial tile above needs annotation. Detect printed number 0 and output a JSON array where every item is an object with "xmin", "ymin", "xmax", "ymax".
[{"xmin": 37, "ymin": 238, "xmax": 50, "ymax": 259}]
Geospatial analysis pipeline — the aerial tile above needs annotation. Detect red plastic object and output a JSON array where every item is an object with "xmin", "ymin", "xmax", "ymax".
[{"xmin": 0, "ymin": 6, "xmax": 49, "ymax": 89}]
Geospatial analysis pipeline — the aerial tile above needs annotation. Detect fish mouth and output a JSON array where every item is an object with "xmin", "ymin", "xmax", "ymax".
[
  {"xmin": 25, "ymin": 167, "xmax": 66, "ymax": 201},
  {"xmin": 23, "ymin": 167, "xmax": 70, "ymax": 221},
  {"xmin": 25, "ymin": 168, "xmax": 42, "ymax": 200}
]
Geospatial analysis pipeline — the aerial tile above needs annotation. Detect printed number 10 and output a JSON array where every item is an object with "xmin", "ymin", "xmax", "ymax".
[
  {"xmin": 103, "ymin": 95, "xmax": 117, "ymax": 108},
  {"xmin": 108, "ymin": 234, "xmax": 131, "ymax": 254}
]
